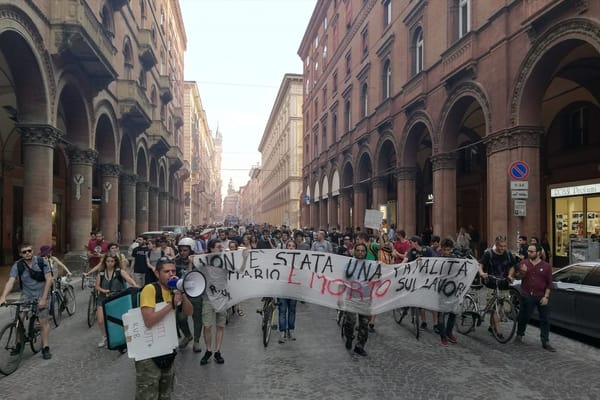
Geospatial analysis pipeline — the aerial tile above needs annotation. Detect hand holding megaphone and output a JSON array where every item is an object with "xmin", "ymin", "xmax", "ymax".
[{"xmin": 167, "ymin": 270, "xmax": 206, "ymax": 299}]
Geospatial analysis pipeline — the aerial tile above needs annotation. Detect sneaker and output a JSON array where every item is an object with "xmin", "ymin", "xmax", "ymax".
[
  {"xmin": 42, "ymin": 346, "xmax": 52, "ymax": 360},
  {"xmin": 353, "ymin": 346, "xmax": 368, "ymax": 357},
  {"xmin": 278, "ymin": 332, "xmax": 286, "ymax": 344},
  {"xmin": 193, "ymin": 340, "xmax": 202, "ymax": 353},
  {"xmin": 344, "ymin": 334, "xmax": 353, "ymax": 350},
  {"xmin": 514, "ymin": 335, "xmax": 524, "ymax": 345},
  {"xmin": 288, "ymin": 330, "xmax": 296, "ymax": 341},
  {"xmin": 214, "ymin": 351, "xmax": 225, "ymax": 364},
  {"xmin": 420, "ymin": 321, "xmax": 427, "ymax": 329},
  {"xmin": 97, "ymin": 336, "xmax": 106, "ymax": 348},
  {"xmin": 441, "ymin": 338, "xmax": 448, "ymax": 347},
  {"xmin": 542, "ymin": 342, "xmax": 556, "ymax": 352},
  {"xmin": 200, "ymin": 350, "xmax": 212, "ymax": 365},
  {"xmin": 447, "ymin": 335, "xmax": 458, "ymax": 344},
  {"xmin": 178, "ymin": 336, "xmax": 192, "ymax": 349}
]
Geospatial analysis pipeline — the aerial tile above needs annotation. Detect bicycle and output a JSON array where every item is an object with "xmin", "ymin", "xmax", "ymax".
[
  {"xmin": 256, "ymin": 297, "xmax": 278, "ymax": 347},
  {"xmin": 79, "ymin": 255, "xmax": 90, "ymax": 290},
  {"xmin": 455, "ymin": 276, "xmax": 517, "ymax": 343},
  {"xmin": 84, "ymin": 274, "xmax": 98, "ymax": 328},
  {"xmin": 0, "ymin": 300, "xmax": 43, "ymax": 375},
  {"xmin": 392, "ymin": 306, "xmax": 420, "ymax": 340}
]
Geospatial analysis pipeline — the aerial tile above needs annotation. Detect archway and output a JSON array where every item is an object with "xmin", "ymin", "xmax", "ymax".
[{"xmin": 376, "ymin": 136, "xmax": 398, "ymax": 230}]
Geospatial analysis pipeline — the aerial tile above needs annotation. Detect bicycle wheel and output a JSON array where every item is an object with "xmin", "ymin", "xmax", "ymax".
[
  {"xmin": 262, "ymin": 303, "xmax": 273, "ymax": 347},
  {"xmin": 490, "ymin": 298, "xmax": 516, "ymax": 344},
  {"xmin": 509, "ymin": 289, "xmax": 521, "ymax": 321},
  {"xmin": 411, "ymin": 308, "xmax": 420, "ymax": 340},
  {"xmin": 64, "ymin": 285, "xmax": 76, "ymax": 316},
  {"xmin": 456, "ymin": 294, "xmax": 477, "ymax": 335},
  {"xmin": 28, "ymin": 316, "xmax": 42, "ymax": 353},
  {"xmin": 393, "ymin": 307, "xmax": 408, "ymax": 324},
  {"xmin": 0, "ymin": 322, "xmax": 25, "ymax": 375},
  {"xmin": 51, "ymin": 291, "xmax": 62, "ymax": 327},
  {"xmin": 87, "ymin": 292, "xmax": 97, "ymax": 328}
]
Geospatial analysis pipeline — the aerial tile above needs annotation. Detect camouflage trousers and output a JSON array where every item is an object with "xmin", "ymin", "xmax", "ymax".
[
  {"xmin": 343, "ymin": 312, "xmax": 369, "ymax": 347},
  {"xmin": 135, "ymin": 358, "xmax": 175, "ymax": 400}
]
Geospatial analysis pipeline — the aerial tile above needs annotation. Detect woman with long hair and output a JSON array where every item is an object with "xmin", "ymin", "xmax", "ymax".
[{"xmin": 95, "ymin": 254, "xmax": 138, "ymax": 348}]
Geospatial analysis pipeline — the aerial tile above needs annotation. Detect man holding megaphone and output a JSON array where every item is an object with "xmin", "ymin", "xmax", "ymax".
[{"xmin": 135, "ymin": 257, "xmax": 193, "ymax": 400}]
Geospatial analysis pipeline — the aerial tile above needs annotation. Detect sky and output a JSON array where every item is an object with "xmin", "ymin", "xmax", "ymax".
[{"xmin": 179, "ymin": 0, "xmax": 317, "ymax": 199}]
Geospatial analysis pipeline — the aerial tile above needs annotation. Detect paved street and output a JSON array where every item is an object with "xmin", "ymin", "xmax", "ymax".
[{"xmin": 1, "ymin": 282, "xmax": 599, "ymax": 400}]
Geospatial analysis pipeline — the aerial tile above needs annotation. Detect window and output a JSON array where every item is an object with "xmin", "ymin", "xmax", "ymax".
[
  {"xmin": 361, "ymin": 83, "xmax": 368, "ymax": 117},
  {"xmin": 322, "ymin": 87, "xmax": 327, "ymax": 110},
  {"xmin": 324, "ymin": 16, "xmax": 328, "ymax": 30},
  {"xmin": 582, "ymin": 268, "xmax": 600, "ymax": 287},
  {"xmin": 323, "ymin": 45, "xmax": 328, "ymax": 64},
  {"xmin": 322, "ymin": 124, "xmax": 327, "ymax": 150},
  {"xmin": 361, "ymin": 28, "xmax": 369, "ymax": 58},
  {"xmin": 345, "ymin": 52, "xmax": 351, "ymax": 77},
  {"xmin": 100, "ymin": 5, "xmax": 115, "ymax": 37},
  {"xmin": 333, "ymin": 71, "xmax": 338, "ymax": 93},
  {"xmin": 414, "ymin": 28, "xmax": 424, "ymax": 74},
  {"xmin": 382, "ymin": 60, "xmax": 391, "ymax": 99},
  {"xmin": 139, "ymin": 69, "xmax": 147, "ymax": 90},
  {"xmin": 315, "ymin": 35, "xmax": 319, "ymax": 48},
  {"xmin": 332, "ymin": 112, "xmax": 338, "ymax": 142},
  {"xmin": 150, "ymin": 86, "xmax": 157, "ymax": 119},
  {"xmin": 314, "ymin": 133, "xmax": 319, "ymax": 158},
  {"xmin": 553, "ymin": 265, "xmax": 592, "ymax": 284},
  {"xmin": 140, "ymin": 0, "xmax": 146, "ymax": 20},
  {"xmin": 459, "ymin": 0, "xmax": 471, "ymax": 38},
  {"xmin": 344, "ymin": 99, "xmax": 351, "ymax": 132},
  {"xmin": 383, "ymin": 0, "xmax": 392, "ymax": 27},
  {"xmin": 306, "ymin": 79, "xmax": 310, "ymax": 95},
  {"xmin": 123, "ymin": 38, "xmax": 133, "ymax": 80}
]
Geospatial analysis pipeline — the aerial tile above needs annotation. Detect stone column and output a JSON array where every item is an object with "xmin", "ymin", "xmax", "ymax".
[
  {"xmin": 353, "ymin": 184, "xmax": 367, "ymax": 230},
  {"xmin": 320, "ymin": 198, "xmax": 328, "ymax": 229},
  {"xmin": 372, "ymin": 177, "xmax": 387, "ymax": 211},
  {"xmin": 329, "ymin": 195, "xmax": 339, "ymax": 229},
  {"xmin": 485, "ymin": 127, "xmax": 542, "ymax": 243},
  {"xmin": 67, "ymin": 146, "xmax": 98, "ymax": 254},
  {"xmin": 159, "ymin": 191, "xmax": 169, "ymax": 227},
  {"xmin": 98, "ymin": 164, "xmax": 121, "ymax": 243},
  {"xmin": 120, "ymin": 174, "xmax": 137, "ymax": 244},
  {"xmin": 169, "ymin": 195, "xmax": 176, "ymax": 225},
  {"xmin": 339, "ymin": 188, "xmax": 352, "ymax": 230},
  {"xmin": 397, "ymin": 167, "xmax": 417, "ymax": 235},
  {"xmin": 17, "ymin": 124, "xmax": 63, "ymax": 249},
  {"xmin": 135, "ymin": 181, "xmax": 149, "ymax": 235},
  {"xmin": 431, "ymin": 153, "xmax": 457, "ymax": 238},
  {"xmin": 148, "ymin": 186, "xmax": 159, "ymax": 230}
]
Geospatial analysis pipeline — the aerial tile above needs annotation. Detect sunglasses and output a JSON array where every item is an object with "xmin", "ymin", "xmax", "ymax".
[
  {"xmin": 21, "ymin": 249, "xmax": 33, "ymax": 254},
  {"xmin": 157, "ymin": 256, "xmax": 174, "ymax": 263}
]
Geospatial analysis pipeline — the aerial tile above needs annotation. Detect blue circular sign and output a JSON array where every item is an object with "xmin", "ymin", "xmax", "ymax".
[{"xmin": 508, "ymin": 161, "xmax": 529, "ymax": 180}]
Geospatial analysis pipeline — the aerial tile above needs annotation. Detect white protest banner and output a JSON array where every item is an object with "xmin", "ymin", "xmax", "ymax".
[
  {"xmin": 364, "ymin": 209, "xmax": 384, "ymax": 230},
  {"xmin": 192, "ymin": 250, "xmax": 478, "ymax": 315},
  {"xmin": 123, "ymin": 302, "xmax": 178, "ymax": 361}
]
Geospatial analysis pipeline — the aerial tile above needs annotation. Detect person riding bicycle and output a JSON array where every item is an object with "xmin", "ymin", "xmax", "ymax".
[
  {"xmin": 478, "ymin": 235, "xmax": 518, "ymax": 338},
  {"xmin": 0, "ymin": 243, "xmax": 53, "ymax": 359},
  {"xmin": 38, "ymin": 245, "xmax": 72, "ymax": 277}
]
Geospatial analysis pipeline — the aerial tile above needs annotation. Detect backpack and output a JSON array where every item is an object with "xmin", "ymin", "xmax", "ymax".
[
  {"xmin": 17, "ymin": 257, "xmax": 50, "ymax": 289},
  {"xmin": 103, "ymin": 282, "xmax": 164, "ymax": 352}
]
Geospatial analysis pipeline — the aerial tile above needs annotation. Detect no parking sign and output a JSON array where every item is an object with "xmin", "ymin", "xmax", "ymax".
[{"xmin": 508, "ymin": 161, "xmax": 529, "ymax": 181}]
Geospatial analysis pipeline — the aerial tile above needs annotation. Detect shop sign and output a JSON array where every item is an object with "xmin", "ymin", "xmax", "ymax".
[{"xmin": 550, "ymin": 183, "xmax": 600, "ymax": 198}]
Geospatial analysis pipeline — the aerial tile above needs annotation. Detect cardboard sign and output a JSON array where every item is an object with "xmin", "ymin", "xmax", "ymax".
[
  {"xmin": 123, "ymin": 302, "xmax": 178, "ymax": 361},
  {"xmin": 364, "ymin": 209, "xmax": 384, "ymax": 230}
]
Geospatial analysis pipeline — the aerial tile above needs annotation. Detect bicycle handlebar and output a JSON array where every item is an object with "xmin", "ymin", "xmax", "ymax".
[{"xmin": 1, "ymin": 299, "xmax": 38, "ymax": 307}]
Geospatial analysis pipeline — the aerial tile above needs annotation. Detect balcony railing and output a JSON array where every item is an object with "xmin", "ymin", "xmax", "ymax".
[{"xmin": 50, "ymin": 0, "xmax": 118, "ymax": 89}]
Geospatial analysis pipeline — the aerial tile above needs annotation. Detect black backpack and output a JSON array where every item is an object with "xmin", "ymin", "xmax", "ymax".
[{"xmin": 17, "ymin": 257, "xmax": 50, "ymax": 289}]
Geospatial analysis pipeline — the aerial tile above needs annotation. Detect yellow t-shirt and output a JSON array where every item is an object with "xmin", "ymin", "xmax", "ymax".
[{"xmin": 139, "ymin": 283, "xmax": 172, "ymax": 308}]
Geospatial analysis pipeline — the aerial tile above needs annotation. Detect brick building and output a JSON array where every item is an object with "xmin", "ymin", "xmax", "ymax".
[
  {"xmin": 298, "ymin": 0, "xmax": 600, "ymax": 266},
  {"xmin": 0, "ymin": 0, "xmax": 188, "ymax": 263}
]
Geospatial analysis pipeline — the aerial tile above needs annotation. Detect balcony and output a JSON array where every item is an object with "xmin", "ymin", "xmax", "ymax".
[
  {"xmin": 167, "ymin": 145, "xmax": 184, "ymax": 172},
  {"xmin": 50, "ymin": 0, "xmax": 118, "ymax": 89},
  {"xmin": 138, "ymin": 28, "xmax": 157, "ymax": 70},
  {"xmin": 115, "ymin": 80, "xmax": 152, "ymax": 134},
  {"xmin": 173, "ymin": 106, "xmax": 184, "ymax": 128},
  {"xmin": 159, "ymin": 75, "xmax": 173, "ymax": 104},
  {"xmin": 108, "ymin": 0, "xmax": 128, "ymax": 10}
]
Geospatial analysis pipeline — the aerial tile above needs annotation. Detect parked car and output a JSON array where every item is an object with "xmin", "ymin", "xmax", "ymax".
[
  {"xmin": 512, "ymin": 262, "xmax": 600, "ymax": 339},
  {"xmin": 160, "ymin": 225, "xmax": 188, "ymax": 236}
]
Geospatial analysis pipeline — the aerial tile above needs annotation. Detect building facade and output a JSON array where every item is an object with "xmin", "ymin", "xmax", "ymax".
[
  {"xmin": 0, "ymin": 0, "xmax": 188, "ymax": 263},
  {"xmin": 239, "ymin": 164, "xmax": 262, "ymax": 225},
  {"xmin": 298, "ymin": 0, "xmax": 600, "ymax": 266},
  {"xmin": 183, "ymin": 81, "xmax": 221, "ymax": 226},
  {"xmin": 258, "ymin": 74, "xmax": 304, "ymax": 229},
  {"xmin": 222, "ymin": 178, "xmax": 240, "ymax": 223}
]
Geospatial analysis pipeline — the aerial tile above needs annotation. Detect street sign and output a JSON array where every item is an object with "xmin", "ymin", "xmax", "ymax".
[
  {"xmin": 511, "ymin": 190, "xmax": 528, "ymax": 199},
  {"xmin": 514, "ymin": 199, "xmax": 526, "ymax": 216},
  {"xmin": 508, "ymin": 161, "xmax": 529, "ymax": 181},
  {"xmin": 510, "ymin": 181, "xmax": 528, "ymax": 190}
]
